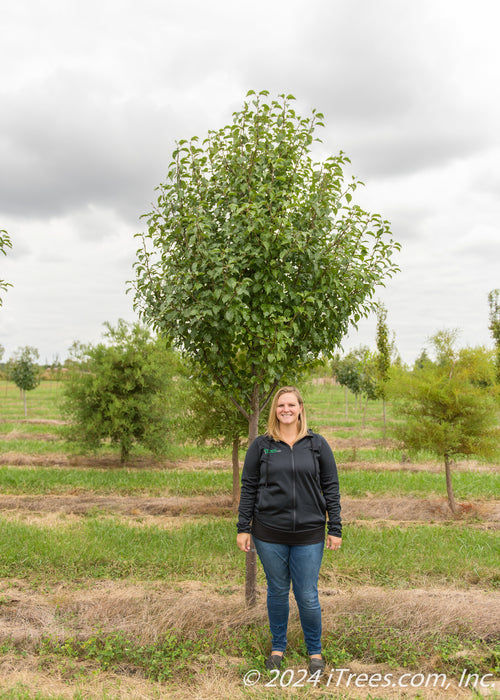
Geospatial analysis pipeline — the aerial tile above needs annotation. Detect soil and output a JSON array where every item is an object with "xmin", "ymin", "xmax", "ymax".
[{"xmin": 0, "ymin": 493, "xmax": 498, "ymax": 529}]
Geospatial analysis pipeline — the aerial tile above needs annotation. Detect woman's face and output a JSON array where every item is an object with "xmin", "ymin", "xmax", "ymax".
[{"xmin": 276, "ymin": 392, "xmax": 302, "ymax": 428}]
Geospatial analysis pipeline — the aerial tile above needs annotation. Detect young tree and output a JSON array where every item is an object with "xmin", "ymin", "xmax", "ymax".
[
  {"xmin": 488, "ymin": 289, "xmax": 500, "ymax": 381},
  {"xmin": 62, "ymin": 320, "xmax": 176, "ymax": 463},
  {"xmin": 131, "ymin": 90, "xmax": 400, "ymax": 603},
  {"xmin": 0, "ymin": 230, "xmax": 13, "ymax": 306},
  {"xmin": 390, "ymin": 333, "xmax": 499, "ymax": 515},
  {"xmin": 357, "ymin": 348, "xmax": 379, "ymax": 427},
  {"xmin": 333, "ymin": 349, "xmax": 362, "ymax": 416},
  {"xmin": 333, "ymin": 346, "xmax": 378, "ymax": 423},
  {"xmin": 413, "ymin": 348, "xmax": 433, "ymax": 371},
  {"xmin": 375, "ymin": 302, "xmax": 391, "ymax": 425},
  {"xmin": 11, "ymin": 346, "xmax": 41, "ymax": 417}
]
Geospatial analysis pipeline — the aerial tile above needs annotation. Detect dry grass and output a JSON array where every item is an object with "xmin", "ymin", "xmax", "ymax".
[
  {"xmin": 0, "ymin": 493, "xmax": 498, "ymax": 528},
  {"xmin": 0, "ymin": 581, "xmax": 498, "ymax": 699},
  {"xmin": 0, "ymin": 579, "xmax": 498, "ymax": 648}
]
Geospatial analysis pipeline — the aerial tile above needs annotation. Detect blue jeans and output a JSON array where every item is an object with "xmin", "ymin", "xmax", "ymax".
[{"xmin": 253, "ymin": 537, "xmax": 324, "ymax": 655}]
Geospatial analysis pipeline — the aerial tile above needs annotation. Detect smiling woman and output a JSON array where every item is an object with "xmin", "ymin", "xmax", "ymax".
[{"xmin": 236, "ymin": 386, "xmax": 342, "ymax": 676}]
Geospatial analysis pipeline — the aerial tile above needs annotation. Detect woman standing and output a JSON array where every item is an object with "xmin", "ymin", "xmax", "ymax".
[{"xmin": 236, "ymin": 386, "xmax": 342, "ymax": 675}]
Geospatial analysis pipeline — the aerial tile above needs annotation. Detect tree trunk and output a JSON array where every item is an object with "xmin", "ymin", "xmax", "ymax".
[
  {"xmin": 245, "ymin": 383, "xmax": 260, "ymax": 607},
  {"xmin": 344, "ymin": 386, "xmax": 348, "ymax": 419},
  {"xmin": 120, "ymin": 443, "xmax": 129, "ymax": 465},
  {"xmin": 362, "ymin": 396, "xmax": 368, "ymax": 428},
  {"xmin": 23, "ymin": 390, "xmax": 27, "ymax": 418},
  {"xmin": 444, "ymin": 454, "xmax": 458, "ymax": 515},
  {"xmin": 232, "ymin": 435, "xmax": 240, "ymax": 511}
]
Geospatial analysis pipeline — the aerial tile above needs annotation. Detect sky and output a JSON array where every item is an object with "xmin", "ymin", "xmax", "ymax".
[{"xmin": 1, "ymin": 0, "xmax": 499, "ymax": 366}]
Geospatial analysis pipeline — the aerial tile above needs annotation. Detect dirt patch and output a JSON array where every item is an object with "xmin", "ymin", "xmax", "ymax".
[
  {"xmin": 0, "ymin": 419, "xmax": 69, "ymax": 426},
  {"xmin": 1, "ymin": 430, "xmax": 61, "ymax": 442},
  {"xmin": 343, "ymin": 496, "xmax": 500, "ymax": 526},
  {"xmin": 0, "ymin": 452, "xmax": 230, "ymax": 470},
  {"xmin": 0, "ymin": 493, "xmax": 235, "ymax": 518},
  {"xmin": 0, "ymin": 494, "xmax": 498, "ymax": 527}
]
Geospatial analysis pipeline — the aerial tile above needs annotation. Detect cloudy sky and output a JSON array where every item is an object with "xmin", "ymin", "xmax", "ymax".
[{"xmin": 1, "ymin": 0, "xmax": 499, "ymax": 366}]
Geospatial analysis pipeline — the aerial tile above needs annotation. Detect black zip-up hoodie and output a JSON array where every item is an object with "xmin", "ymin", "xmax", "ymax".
[{"xmin": 237, "ymin": 431, "xmax": 341, "ymax": 537}]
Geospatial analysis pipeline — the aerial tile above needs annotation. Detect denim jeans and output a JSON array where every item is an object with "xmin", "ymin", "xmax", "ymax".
[{"xmin": 253, "ymin": 537, "xmax": 324, "ymax": 655}]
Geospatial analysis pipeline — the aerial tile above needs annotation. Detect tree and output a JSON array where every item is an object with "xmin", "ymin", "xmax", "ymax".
[
  {"xmin": 11, "ymin": 346, "xmax": 41, "ymax": 417},
  {"xmin": 375, "ymin": 302, "xmax": 391, "ymax": 425},
  {"xmin": 488, "ymin": 289, "xmax": 500, "ymax": 381},
  {"xmin": 182, "ymin": 377, "xmax": 266, "ymax": 509},
  {"xmin": 131, "ymin": 90, "xmax": 400, "ymax": 603},
  {"xmin": 0, "ymin": 230, "xmax": 13, "ymax": 306},
  {"xmin": 62, "ymin": 320, "xmax": 175, "ymax": 463},
  {"xmin": 333, "ymin": 346, "xmax": 378, "ymax": 423},
  {"xmin": 390, "ymin": 332, "xmax": 499, "ymax": 514},
  {"xmin": 333, "ymin": 349, "xmax": 363, "ymax": 416},
  {"xmin": 357, "ymin": 348, "xmax": 379, "ymax": 427},
  {"xmin": 413, "ymin": 348, "xmax": 433, "ymax": 371}
]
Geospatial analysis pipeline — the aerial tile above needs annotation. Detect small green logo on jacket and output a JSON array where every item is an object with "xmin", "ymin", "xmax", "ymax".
[{"xmin": 263, "ymin": 448, "xmax": 281, "ymax": 454}]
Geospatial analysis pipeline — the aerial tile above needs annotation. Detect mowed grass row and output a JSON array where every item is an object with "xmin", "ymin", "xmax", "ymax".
[
  {"xmin": 0, "ymin": 463, "xmax": 497, "ymax": 499},
  {"xmin": 0, "ymin": 516, "xmax": 497, "ymax": 587}
]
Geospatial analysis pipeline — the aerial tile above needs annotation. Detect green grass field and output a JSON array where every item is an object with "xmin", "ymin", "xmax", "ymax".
[{"xmin": 0, "ymin": 379, "xmax": 498, "ymax": 699}]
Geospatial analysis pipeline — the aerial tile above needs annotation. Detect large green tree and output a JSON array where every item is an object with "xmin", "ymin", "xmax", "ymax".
[
  {"xmin": 132, "ymin": 91, "xmax": 399, "ymax": 439},
  {"xmin": 390, "ymin": 332, "xmax": 499, "ymax": 514},
  {"xmin": 131, "ymin": 90, "xmax": 400, "ymax": 603},
  {"xmin": 62, "ymin": 320, "xmax": 176, "ymax": 463}
]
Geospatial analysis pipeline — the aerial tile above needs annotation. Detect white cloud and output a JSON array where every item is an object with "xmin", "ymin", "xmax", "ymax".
[{"xmin": 1, "ymin": 0, "xmax": 499, "ymax": 366}]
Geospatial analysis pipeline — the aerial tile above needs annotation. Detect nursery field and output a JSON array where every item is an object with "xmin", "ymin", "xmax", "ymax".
[{"xmin": 0, "ymin": 379, "xmax": 498, "ymax": 700}]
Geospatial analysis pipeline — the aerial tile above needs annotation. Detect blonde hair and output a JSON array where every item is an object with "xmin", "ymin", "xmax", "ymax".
[{"xmin": 266, "ymin": 386, "xmax": 308, "ymax": 442}]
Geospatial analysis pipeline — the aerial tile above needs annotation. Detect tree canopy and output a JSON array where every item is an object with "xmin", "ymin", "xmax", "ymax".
[
  {"xmin": 131, "ymin": 90, "xmax": 400, "ymax": 440},
  {"xmin": 11, "ymin": 346, "xmax": 40, "ymax": 417},
  {"xmin": 62, "ymin": 320, "xmax": 176, "ymax": 463},
  {"xmin": 390, "ymin": 332, "xmax": 499, "ymax": 514}
]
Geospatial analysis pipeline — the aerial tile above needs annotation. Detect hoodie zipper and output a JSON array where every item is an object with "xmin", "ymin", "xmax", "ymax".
[{"xmin": 290, "ymin": 444, "xmax": 296, "ymax": 532}]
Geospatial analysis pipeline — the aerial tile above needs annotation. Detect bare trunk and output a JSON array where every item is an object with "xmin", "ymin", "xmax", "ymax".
[
  {"xmin": 444, "ymin": 453, "xmax": 458, "ymax": 515},
  {"xmin": 362, "ymin": 396, "xmax": 368, "ymax": 428},
  {"xmin": 245, "ymin": 383, "xmax": 260, "ymax": 607},
  {"xmin": 232, "ymin": 435, "xmax": 240, "ymax": 511},
  {"xmin": 344, "ymin": 386, "xmax": 348, "ymax": 419},
  {"xmin": 23, "ymin": 390, "xmax": 27, "ymax": 418}
]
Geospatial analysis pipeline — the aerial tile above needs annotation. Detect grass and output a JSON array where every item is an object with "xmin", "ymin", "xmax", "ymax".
[
  {"xmin": 0, "ymin": 465, "xmax": 230, "ymax": 495},
  {"xmin": 0, "ymin": 378, "xmax": 499, "ymax": 698},
  {"xmin": 0, "ymin": 516, "xmax": 497, "ymax": 587},
  {"xmin": 0, "ymin": 464, "xmax": 497, "ymax": 500},
  {"xmin": 0, "ymin": 381, "xmax": 64, "ymax": 421}
]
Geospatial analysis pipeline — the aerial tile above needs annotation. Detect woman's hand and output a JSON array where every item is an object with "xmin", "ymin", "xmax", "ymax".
[
  {"xmin": 326, "ymin": 535, "xmax": 342, "ymax": 551},
  {"xmin": 237, "ymin": 533, "xmax": 251, "ymax": 552}
]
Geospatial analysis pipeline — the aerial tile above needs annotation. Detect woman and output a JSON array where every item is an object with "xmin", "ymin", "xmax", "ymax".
[{"xmin": 236, "ymin": 386, "xmax": 342, "ymax": 675}]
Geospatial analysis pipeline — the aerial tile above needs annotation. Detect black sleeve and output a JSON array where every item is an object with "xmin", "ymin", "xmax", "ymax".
[
  {"xmin": 318, "ymin": 435, "xmax": 342, "ymax": 537},
  {"xmin": 236, "ymin": 436, "xmax": 262, "ymax": 533}
]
